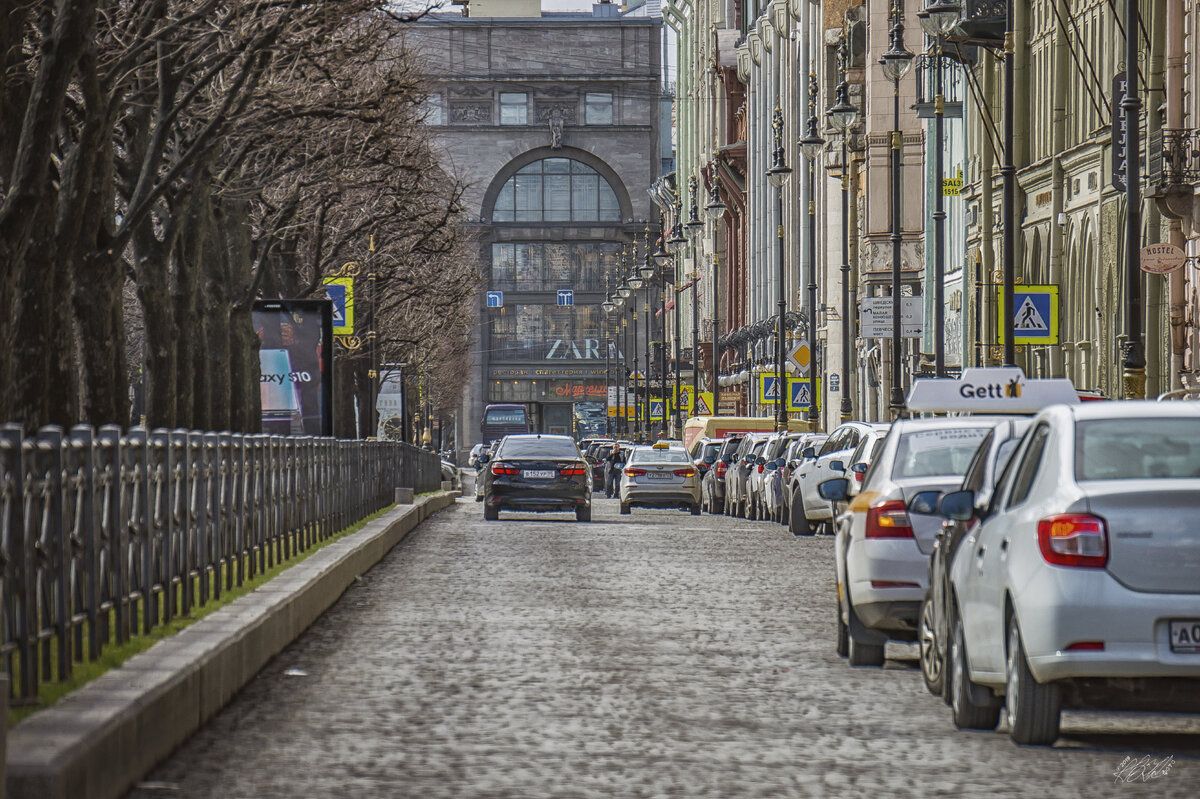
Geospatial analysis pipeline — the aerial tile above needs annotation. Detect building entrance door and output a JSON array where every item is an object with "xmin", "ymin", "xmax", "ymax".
[{"xmin": 539, "ymin": 402, "xmax": 574, "ymax": 436}]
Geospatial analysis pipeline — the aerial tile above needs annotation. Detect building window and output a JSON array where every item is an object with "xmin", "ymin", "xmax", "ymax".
[
  {"xmin": 584, "ymin": 92, "xmax": 613, "ymax": 125},
  {"xmin": 492, "ymin": 158, "xmax": 621, "ymax": 223},
  {"xmin": 422, "ymin": 93, "xmax": 443, "ymax": 125},
  {"xmin": 492, "ymin": 241, "xmax": 621, "ymax": 292},
  {"xmin": 489, "ymin": 302, "xmax": 603, "ymax": 361},
  {"xmin": 499, "ymin": 92, "xmax": 528, "ymax": 125}
]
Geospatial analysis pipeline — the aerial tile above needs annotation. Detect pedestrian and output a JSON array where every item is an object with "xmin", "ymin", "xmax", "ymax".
[{"xmin": 605, "ymin": 443, "xmax": 626, "ymax": 498}]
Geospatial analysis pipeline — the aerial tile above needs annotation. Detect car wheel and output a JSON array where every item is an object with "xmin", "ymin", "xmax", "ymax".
[
  {"xmin": 483, "ymin": 503, "xmax": 499, "ymax": 521},
  {"xmin": 847, "ymin": 603, "xmax": 885, "ymax": 667},
  {"xmin": 836, "ymin": 592, "xmax": 849, "ymax": 657},
  {"xmin": 949, "ymin": 614, "xmax": 1002, "ymax": 730},
  {"xmin": 619, "ymin": 502, "xmax": 631, "ymax": 515},
  {"xmin": 919, "ymin": 597, "xmax": 944, "ymax": 696},
  {"xmin": 1005, "ymin": 616, "xmax": 1061, "ymax": 745},
  {"xmin": 690, "ymin": 503, "xmax": 701, "ymax": 516},
  {"xmin": 790, "ymin": 489, "xmax": 815, "ymax": 536},
  {"xmin": 576, "ymin": 504, "xmax": 592, "ymax": 523}
]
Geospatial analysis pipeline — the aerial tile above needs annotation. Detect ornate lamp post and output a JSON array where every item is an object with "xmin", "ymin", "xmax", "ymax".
[
  {"xmin": 1121, "ymin": 0, "xmax": 1145, "ymax": 398},
  {"xmin": 766, "ymin": 104, "xmax": 792, "ymax": 431},
  {"xmin": 880, "ymin": 1, "xmax": 915, "ymax": 417},
  {"xmin": 920, "ymin": 2, "xmax": 961, "ymax": 377},
  {"xmin": 800, "ymin": 72, "xmax": 826, "ymax": 429},
  {"xmin": 827, "ymin": 36, "xmax": 860, "ymax": 422}
]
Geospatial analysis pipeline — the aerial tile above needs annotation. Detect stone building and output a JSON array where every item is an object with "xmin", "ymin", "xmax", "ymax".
[{"xmin": 406, "ymin": 0, "xmax": 665, "ymax": 446}]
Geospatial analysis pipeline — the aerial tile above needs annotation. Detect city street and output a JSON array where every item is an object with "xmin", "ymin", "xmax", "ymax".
[{"xmin": 126, "ymin": 488, "xmax": 1198, "ymax": 798}]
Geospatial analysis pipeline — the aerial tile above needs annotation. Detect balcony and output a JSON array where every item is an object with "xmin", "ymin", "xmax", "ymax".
[
  {"xmin": 946, "ymin": 0, "xmax": 1006, "ymax": 47},
  {"xmin": 1148, "ymin": 128, "xmax": 1200, "ymax": 195}
]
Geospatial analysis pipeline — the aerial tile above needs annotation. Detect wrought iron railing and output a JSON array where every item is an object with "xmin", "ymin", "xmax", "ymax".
[
  {"xmin": 0, "ymin": 424, "xmax": 443, "ymax": 702},
  {"xmin": 1148, "ymin": 128, "xmax": 1200, "ymax": 189}
]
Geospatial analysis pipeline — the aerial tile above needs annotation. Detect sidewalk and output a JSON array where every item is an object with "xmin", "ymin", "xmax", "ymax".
[{"xmin": 5, "ymin": 491, "xmax": 460, "ymax": 799}]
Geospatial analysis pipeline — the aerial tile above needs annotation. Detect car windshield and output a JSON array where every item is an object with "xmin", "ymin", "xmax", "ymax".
[
  {"xmin": 1075, "ymin": 418, "xmax": 1200, "ymax": 480},
  {"xmin": 497, "ymin": 437, "xmax": 579, "ymax": 458},
  {"xmin": 702, "ymin": 442, "xmax": 721, "ymax": 459},
  {"xmin": 629, "ymin": 448, "xmax": 691, "ymax": 464},
  {"xmin": 892, "ymin": 427, "xmax": 991, "ymax": 479}
]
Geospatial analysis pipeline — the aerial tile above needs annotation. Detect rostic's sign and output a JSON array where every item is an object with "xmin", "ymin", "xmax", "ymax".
[{"xmin": 906, "ymin": 367, "xmax": 1080, "ymax": 413}]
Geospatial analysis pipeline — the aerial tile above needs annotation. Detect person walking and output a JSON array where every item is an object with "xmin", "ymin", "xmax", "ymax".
[{"xmin": 605, "ymin": 443, "xmax": 626, "ymax": 498}]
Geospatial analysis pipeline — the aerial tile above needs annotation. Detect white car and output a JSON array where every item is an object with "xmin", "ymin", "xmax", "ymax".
[
  {"xmin": 941, "ymin": 402, "xmax": 1200, "ymax": 744},
  {"xmin": 791, "ymin": 422, "xmax": 889, "ymax": 535},
  {"xmin": 822, "ymin": 418, "xmax": 997, "ymax": 667}
]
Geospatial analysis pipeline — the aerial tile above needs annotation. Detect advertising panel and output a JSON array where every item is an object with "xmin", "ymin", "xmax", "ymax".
[{"xmin": 253, "ymin": 299, "xmax": 334, "ymax": 436}]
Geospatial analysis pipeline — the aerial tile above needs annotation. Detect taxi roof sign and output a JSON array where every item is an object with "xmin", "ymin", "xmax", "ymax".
[
  {"xmin": 906, "ymin": 367, "xmax": 1080, "ymax": 414},
  {"xmin": 652, "ymin": 440, "xmax": 671, "ymax": 449}
]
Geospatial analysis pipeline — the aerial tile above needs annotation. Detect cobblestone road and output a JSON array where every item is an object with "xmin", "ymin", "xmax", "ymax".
[{"xmin": 128, "ymin": 490, "xmax": 1199, "ymax": 799}]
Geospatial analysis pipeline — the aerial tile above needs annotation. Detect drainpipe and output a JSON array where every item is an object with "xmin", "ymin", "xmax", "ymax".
[
  {"xmin": 980, "ymin": 51, "xmax": 996, "ymax": 366},
  {"xmin": 1047, "ymin": 0, "xmax": 1068, "ymax": 378},
  {"xmin": 1144, "ymin": 0, "xmax": 1166, "ymax": 392},
  {"xmin": 1166, "ymin": 0, "xmax": 1186, "ymax": 389}
]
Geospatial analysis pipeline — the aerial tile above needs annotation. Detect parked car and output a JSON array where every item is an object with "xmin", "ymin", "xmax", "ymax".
[
  {"xmin": 820, "ymin": 418, "xmax": 997, "ymax": 666},
  {"xmin": 842, "ymin": 428, "xmax": 890, "ymax": 501},
  {"xmin": 584, "ymin": 439, "xmax": 615, "ymax": 491},
  {"xmin": 480, "ymin": 434, "xmax": 592, "ymax": 522},
  {"xmin": 702, "ymin": 435, "xmax": 744, "ymax": 514},
  {"xmin": 723, "ymin": 434, "xmax": 770, "ymax": 517},
  {"xmin": 782, "ymin": 433, "xmax": 827, "ymax": 528},
  {"xmin": 791, "ymin": 422, "xmax": 888, "ymax": 535},
  {"xmin": 755, "ymin": 433, "xmax": 801, "ymax": 523},
  {"xmin": 937, "ymin": 402, "xmax": 1200, "ymax": 744},
  {"xmin": 909, "ymin": 418, "xmax": 1030, "ymax": 698},
  {"xmin": 691, "ymin": 436, "xmax": 724, "ymax": 486},
  {"xmin": 619, "ymin": 442, "xmax": 702, "ymax": 515},
  {"xmin": 468, "ymin": 443, "xmax": 485, "ymax": 468}
]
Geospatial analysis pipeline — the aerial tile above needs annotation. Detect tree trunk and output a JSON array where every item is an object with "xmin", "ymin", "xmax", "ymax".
[
  {"xmin": 229, "ymin": 305, "xmax": 261, "ymax": 434},
  {"xmin": 73, "ymin": 249, "xmax": 129, "ymax": 426}
]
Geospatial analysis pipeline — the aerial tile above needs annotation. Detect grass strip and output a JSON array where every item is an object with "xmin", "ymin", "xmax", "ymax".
[{"xmin": 7, "ymin": 503, "xmax": 399, "ymax": 728}]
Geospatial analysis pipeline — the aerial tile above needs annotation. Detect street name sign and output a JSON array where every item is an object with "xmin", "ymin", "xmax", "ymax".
[{"xmin": 859, "ymin": 296, "xmax": 923, "ymax": 338}]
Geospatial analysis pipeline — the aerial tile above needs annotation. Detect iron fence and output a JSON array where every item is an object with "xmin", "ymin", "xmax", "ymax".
[{"xmin": 0, "ymin": 424, "xmax": 443, "ymax": 702}]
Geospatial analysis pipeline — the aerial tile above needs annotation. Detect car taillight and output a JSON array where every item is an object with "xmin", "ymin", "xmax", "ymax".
[
  {"xmin": 1037, "ymin": 513, "xmax": 1108, "ymax": 567},
  {"xmin": 673, "ymin": 468, "xmax": 695, "ymax": 477},
  {"xmin": 865, "ymin": 500, "xmax": 914, "ymax": 539},
  {"xmin": 715, "ymin": 462, "xmax": 727, "ymax": 478},
  {"xmin": 854, "ymin": 468, "xmax": 865, "ymax": 483},
  {"xmin": 490, "ymin": 462, "xmax": 520, "ymax": 476},
  {"xmin": 624, "ymin": 467, "xmax": 646, "ymax": 477},
  {"xmin": 756, "ymin": 464, "xmax": 764, "ymax": 473},
  {"xmin": 1064, "ymin": 641, "xmax": 1105, "ymax": 651},
  {"xmin": 559, "ymin": 463, "xmax": 587, "ymax": 476}
]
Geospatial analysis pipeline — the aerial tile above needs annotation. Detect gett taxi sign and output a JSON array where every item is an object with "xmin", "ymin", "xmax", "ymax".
[{"xmin": 906, "ymin": 367, "xmax": 1080, "ymax": 413}]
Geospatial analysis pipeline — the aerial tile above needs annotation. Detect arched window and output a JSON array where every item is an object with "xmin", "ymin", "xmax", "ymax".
[{"xmin": 492, "ymin": 158, "xmax": 621, "ymax": 223}]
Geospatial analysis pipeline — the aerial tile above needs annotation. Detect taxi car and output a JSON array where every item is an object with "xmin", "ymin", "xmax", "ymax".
[{"xmin": 619, "ymin": 441, "xmax": 702, "ymax": 515}]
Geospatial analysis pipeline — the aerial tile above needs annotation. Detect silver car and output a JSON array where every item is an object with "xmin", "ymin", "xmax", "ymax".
[
  {"xmin": 792, "ymin": 422, "xmax": 889, "ymax": 535},
  {"xmin": 822, "ymin": 418, "xmax": 998, "ymax": 666},
  {"xmin": 619, "ymin": 443, "xmax": 702, "ymax": 515},
  {"xmin": 940, "ymin": 402, "xmax": 1200, "ymax": 745}
]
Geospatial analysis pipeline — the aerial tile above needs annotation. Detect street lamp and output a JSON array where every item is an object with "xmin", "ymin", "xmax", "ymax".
[
  {"xmin": 921, "ymin": 1, "xmax": 960, "ymax": 378},
  {"xmin": 827, "ymin": 36, "xmax": 860, "ymax": 422},
  {"xmin": 767, "ymin": 104, "xmax": 791, "ymax": 431},
  {"xmin": 800, "ymin": 73, "xmax": 825, "ymax": 428},
  {"xmin": 881, "ymin": 2, "xmax": 913, "ymax": 417},
  {"xmin": 704, "ymin": 164, "xmax": 727, "ymax": 222}
]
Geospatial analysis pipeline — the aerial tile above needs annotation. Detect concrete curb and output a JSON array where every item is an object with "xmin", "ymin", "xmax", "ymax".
[{"xmin": 5, "ymin": 491, "xmax": 460, "ymax": 799}]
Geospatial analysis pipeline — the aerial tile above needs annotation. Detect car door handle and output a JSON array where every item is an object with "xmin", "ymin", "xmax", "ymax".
[
  {"xmin": 999, "ymin": 538, "xmax": 1009, "ymax": 559},
  {"xmin": 975, "ymin": 545, "xmax": 986, "ymax": 572}
]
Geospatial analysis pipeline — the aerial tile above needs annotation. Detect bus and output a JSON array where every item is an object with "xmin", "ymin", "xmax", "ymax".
[{"xmin": 481, "ymin": 403, "xmax": 532, "ymax": 445}]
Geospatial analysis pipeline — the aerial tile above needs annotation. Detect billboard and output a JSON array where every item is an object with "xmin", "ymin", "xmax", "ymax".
[{"xmin": 253, "ymin": 299, "xmax": 334, "ymax": 436}]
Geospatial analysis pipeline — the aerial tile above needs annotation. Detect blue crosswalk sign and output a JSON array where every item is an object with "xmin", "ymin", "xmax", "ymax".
[
  {"xmin": 557, "ymin": 289, "xmax": 574, "ymax": 307},
  {"xmin": 650, "ymin": 400, "xmax": 664, "ymax": 421},
  {"xmin": 486, "ymin": 291, "xmax": 503, "ymax": 308}
]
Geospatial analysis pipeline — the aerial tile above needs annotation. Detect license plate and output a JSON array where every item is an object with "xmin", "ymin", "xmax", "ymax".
[
  {"xmin": 1169, "ymin": 619, "xmax": 1200, "ymax": 653},
  {"xmin": 647, "ymin": 472, "xmax": 673, "ymax": 480},
  {"xmin": 522, "ymin": 470, "xmax": 555, "ymax": 480}
]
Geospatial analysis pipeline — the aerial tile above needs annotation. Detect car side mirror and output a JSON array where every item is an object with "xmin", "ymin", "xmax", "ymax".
[
  {"xmin": 829, "ymin": 460, "xmax": 844, "ymax": 473},
  {"xmin": 775, "ymin": 458, "xmax": 786, "ymax": 468},
  {"xmin": 907, "ymin": 490, "xmax": 943, "ymax": 516},
  {"xmin": 764, "ymin": 461, "xmax": 778, "ymax": 470},
  {"xmin": 939, "ymin": 490, "xmax": 977, "ymax": 522},
  {"xmin": 755, "ymin": 456, "xmax": 766, "ymax": 466},
  {"xmin": 850, "ymin": 462, "xmax": 869, "ymax": 474},
  {"xmin": 818, "ymin": 477, "xmax": 850, "ymax": 502},
  {"xmin": 801, "ymin": 446, "xmax": 816, "ymax": 459}
]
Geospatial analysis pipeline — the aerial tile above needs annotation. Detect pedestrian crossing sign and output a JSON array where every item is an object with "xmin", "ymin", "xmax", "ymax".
[
  {"xmin": 757, "ymin": 373, "xmax": 781, "ymax": 404},
  {"xmin": 694, "ymin": 391, "xmax": 714, "ymax": 416},
  {"xmin": 997, "ymin": 284, "xmax": 1059, "ymax": 345},
  {"xmin": 650, "ymin": 399, "xmax": 665, "ymax": 421},
  {"xmin": 674, "ymin": 385, "xmax": 692, "ymax": 414},
  {"xmin": 786, "ymin": 378, "xmax": 821, "ymax": 412}
]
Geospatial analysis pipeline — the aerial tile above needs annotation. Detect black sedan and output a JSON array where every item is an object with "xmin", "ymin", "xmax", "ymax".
[{"xmin": 480, "ymin": 434, "xmax": 593, "ymax": 522}]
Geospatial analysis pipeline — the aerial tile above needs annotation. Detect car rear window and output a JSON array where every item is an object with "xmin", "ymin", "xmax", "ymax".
[
  {"xmin": 629, "ymin": 448, "xmax": 690, "ymax": 464},
  {"xmin": 702, "ymin": 442, "xmax": 721, "ymax": 459},
  {"xmin": 1075, "ymin": 418, "xmax": 1200, "ymax": 480},
  {"xmin": 892, "ymin": 427, "xmax": 990, "ymax": 479},
  {"xmin": 498, "ymin": 437, "xmax": 579, "ymax": 458}
]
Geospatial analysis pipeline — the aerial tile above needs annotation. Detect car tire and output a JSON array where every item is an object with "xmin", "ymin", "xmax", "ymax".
[
  {"xmin": 790, "ymin": 489, "xmax": 815, "ymax": 536},
  {"xmin": 836, "ymin": 594, "xmax": 849, "ymax": 658},
  {"xmin": 949, "ymin": 614, "xmax": 1002, "ymax": 730},
  {"xmin": 576, "ymin": 504, "xmax": 592, "ymax": 523},
  {"xmin": 619, "ymin": 502, "xmax": 631, "ymax": 515},
  {"xmin": 1005, "ymin": 616, "xmax": 1061, "ymax": 745},
  {"xmin": 690, "ymin": 503, "xmax": 701, "ymax": 516},
  {"xmin": 483, "ymin": 503, "xmax": 499, "ymax": 521},
  {"xmin": 919, "ymin": 597, "xmax": 944, "ymax": 697},
  {"xmin": 847, "ymin": 603, "xmax": 885, "ymax": 667}
]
